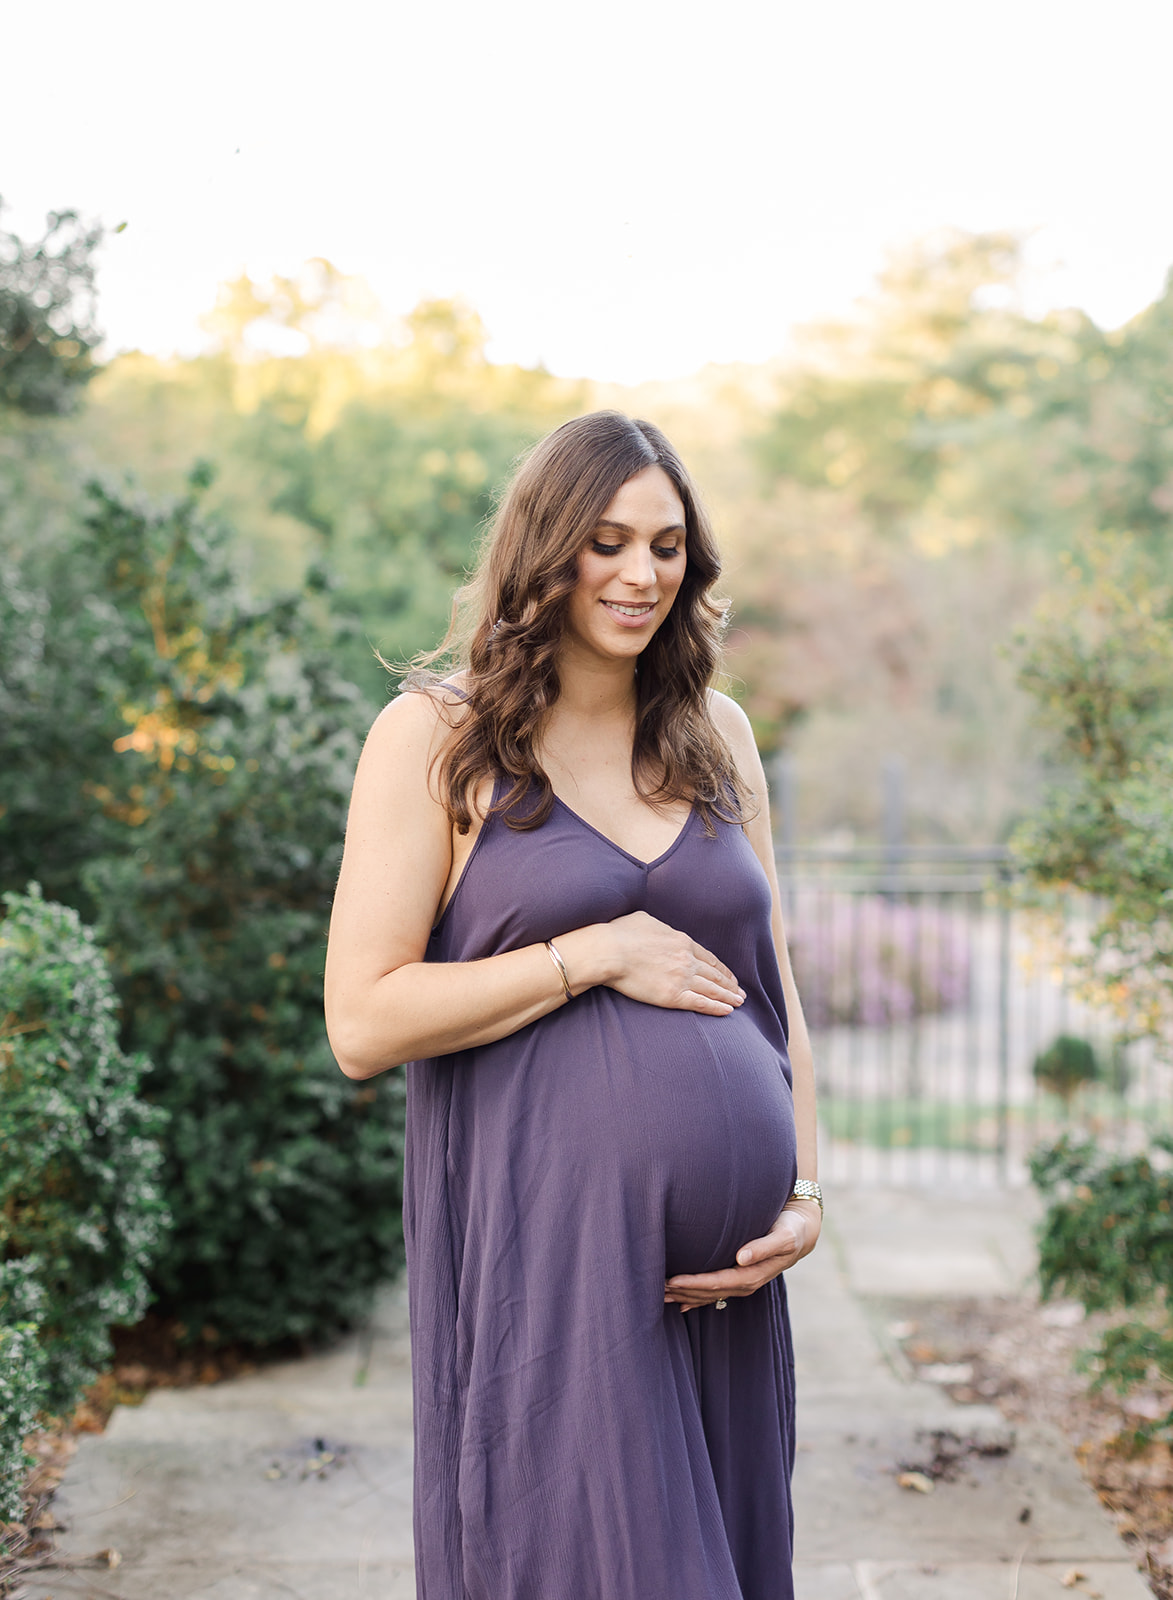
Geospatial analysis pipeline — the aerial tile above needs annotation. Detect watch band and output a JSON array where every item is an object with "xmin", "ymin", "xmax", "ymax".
[{"xmin": 791, "ymin": 1178, "xmax": 823, "ymax": 1213}]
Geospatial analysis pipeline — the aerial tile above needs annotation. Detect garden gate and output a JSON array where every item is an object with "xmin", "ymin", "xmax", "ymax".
[{"xmin": 776, "ymin": 843, "xmax": 1169, "ymax": 1187}]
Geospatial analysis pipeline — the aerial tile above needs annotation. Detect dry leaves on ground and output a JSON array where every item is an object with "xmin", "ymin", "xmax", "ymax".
[{"xmin": 876, "ymin": 1292, "xmax": 1173, "ymax": 1600}]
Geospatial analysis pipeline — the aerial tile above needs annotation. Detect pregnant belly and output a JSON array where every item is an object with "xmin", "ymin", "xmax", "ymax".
[{"xmin": 587, "ymin": 996, "xmax": 797, "ymax": 1278}]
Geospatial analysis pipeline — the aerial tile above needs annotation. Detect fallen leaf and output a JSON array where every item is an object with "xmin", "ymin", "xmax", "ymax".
[
  {"xmin": 1150, "ymin": 1536, "xmax": 1173, "ymax": 1568},
  {"xmin": 1060, "ymin": 1571, "xmax": 1085, "ymax": 1589},
  {"xmin": 1040, "ymin": 1302, "xmax": 1085, "ymax": 1328},
  {"xmin": 97, "ymin": 1549, "xmax": 121, "ymax": 1569},
  {"xmin": 1123, "ymin": 1392, "xmax": 1167, "ymax": 1420},
  {"xmin": 896, "ymin": 1471, "xmax": 935, "ymax": 1494},
  {"xmin": 918, "ymin": 1363, "xmax": 974, "ymax": 1385}
]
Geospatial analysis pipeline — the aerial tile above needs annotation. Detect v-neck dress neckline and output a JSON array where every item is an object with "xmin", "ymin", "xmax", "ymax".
[{"xmin": 549, "ymin": 792, "xmax": 697, "ymax": 872}]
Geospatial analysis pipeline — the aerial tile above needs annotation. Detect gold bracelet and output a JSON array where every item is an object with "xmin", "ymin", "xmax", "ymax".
[
  {"xmin": 791, "ymin": 1178, "xmax": 823, "ymax": 1213},
  {"xmin": 544, "ymin": 939, "xmax": 573, "ymax": 1001}
]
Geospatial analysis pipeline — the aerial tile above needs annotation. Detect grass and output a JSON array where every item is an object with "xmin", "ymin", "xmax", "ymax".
[{"xmin": 819, "ymin": 1091, "xmax": 1152, "ymax": 1151}]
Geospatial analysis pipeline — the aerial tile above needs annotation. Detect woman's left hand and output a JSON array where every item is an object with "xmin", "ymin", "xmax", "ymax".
[{"xmin": 663, "ymin": 1199, "xmax": 822, "ymax": 1311}]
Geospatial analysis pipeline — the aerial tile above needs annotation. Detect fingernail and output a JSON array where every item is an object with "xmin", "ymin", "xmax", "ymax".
[{"xmin": 737, "ymin": 1249, "xmax": 752, "ymax": 1265}]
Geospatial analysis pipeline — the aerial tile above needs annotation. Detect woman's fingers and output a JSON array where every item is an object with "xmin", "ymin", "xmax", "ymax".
[
  {"xmin": 603, "ymin": 912, "xmax": 743, "ymax": 1013},
  {"xmin": 691, "ymin": 941, "xmax": 739, "ymax": 991},
  {"xmin": 664, "ymin": 1214, "xmax": 812, "ymax": 1306},
  {"xmin": 679, "ymin": 991, "xmax": 735, "ymax": 1016},
  {"xmin": 663, "ymin": 1264, "xmax": 763, "ymax": 1306}
]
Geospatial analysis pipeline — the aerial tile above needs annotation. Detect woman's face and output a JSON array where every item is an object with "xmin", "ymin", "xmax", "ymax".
[{"xmin": 564, "ymin": 464, "xmax": 687, "ymax": 666}]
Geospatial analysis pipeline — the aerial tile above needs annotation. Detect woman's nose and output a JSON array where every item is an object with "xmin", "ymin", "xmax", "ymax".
[{"xmin": 620, "ymin": 545, "xmax": 656, "ymax": 588}]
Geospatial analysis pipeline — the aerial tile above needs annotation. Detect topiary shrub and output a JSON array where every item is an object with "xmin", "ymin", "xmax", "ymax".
[
  {"xmin": 0, "ymin": 888, "xmax": 168, "ymax": 1517},
  {"xmin": 1031, "ymin": 1033, "xmax": 1101, "ymax": 1106}
]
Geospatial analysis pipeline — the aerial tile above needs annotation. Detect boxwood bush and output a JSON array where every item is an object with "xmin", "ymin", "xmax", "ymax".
[
  {"xmin": 0, "ymin": 889, "xmax": 168, "ymax": 1518},
  {"xmin": 0, "ymin": 1262, "xmax": 48, "ymax": 1521}
]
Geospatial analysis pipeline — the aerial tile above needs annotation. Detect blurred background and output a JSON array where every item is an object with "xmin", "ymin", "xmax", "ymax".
[{"xmin": 4, "ymin": 0, "xmax": 1173, "ymax": 1483}]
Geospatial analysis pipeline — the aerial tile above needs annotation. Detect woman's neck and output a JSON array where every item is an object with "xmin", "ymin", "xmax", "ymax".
[{"xmin": 553, "ymin": 649, "xmax": 638, "ymax": 723}]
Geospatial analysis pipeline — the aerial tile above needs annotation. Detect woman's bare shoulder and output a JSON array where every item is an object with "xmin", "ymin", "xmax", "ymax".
[
  {"xmin": 706, "ymin": 687, "xmax": 768, "ymax": 793},
  {"xmin": 365, "ymin": 677, "xmax": 471, "ymax": 749},
  {"xmin": 355, "ymin": 680, "xmax": 473, "ymax": 809},
  {"xmin": 706, "ymin": 687, "xmax": 754, "ymax": 746}
]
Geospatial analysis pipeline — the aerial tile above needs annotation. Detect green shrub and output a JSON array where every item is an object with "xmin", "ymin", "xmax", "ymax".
[
  {"xmin": 0, "ymin": 888, "xmax": 168, "ymax": 1410},
  {"xmin": 0, "ymin": 1262, "xmax": 48, "ymax": 1521},
  {"xmin": 1031, "ymin": 1134, "xmax": 1173, "ymax": 1443},
  {"xmin": 0, "ymin": 890, "xmax": 167, "ymax": 1519},
  {"xmin": 0, "ymin": 474, "xmax": 407, "ymax": 1347},
  {"xmin": 1031, "ymin": 1034, "xmax": 1101, "ymax": 1105}
]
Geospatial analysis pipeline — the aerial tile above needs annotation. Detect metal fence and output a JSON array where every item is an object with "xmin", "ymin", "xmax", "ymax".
[{"xmin": 777, "ymin": 844, "xmax": 1172, "ymax": 1187}]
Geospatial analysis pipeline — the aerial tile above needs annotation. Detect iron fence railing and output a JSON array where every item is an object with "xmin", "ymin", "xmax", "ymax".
[{"xmin": 777, "ymin": 844, "xmax": 1170, "ymax": 1187}]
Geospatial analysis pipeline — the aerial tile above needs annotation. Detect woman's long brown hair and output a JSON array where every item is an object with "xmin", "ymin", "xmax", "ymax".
[{"xmin": 404, "ymin": 410, "xmax": 747, "ymax": 833}]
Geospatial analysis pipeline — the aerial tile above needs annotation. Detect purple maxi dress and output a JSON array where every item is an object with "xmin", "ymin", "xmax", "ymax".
[{"xmin": 404, "ymin": 776, "xmax": 798, "ymax": 1600}]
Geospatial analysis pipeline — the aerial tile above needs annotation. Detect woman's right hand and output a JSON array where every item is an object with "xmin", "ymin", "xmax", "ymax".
[{"xmin": 579, "ymin": 910, "xmax": 745, "ymax": 1015}]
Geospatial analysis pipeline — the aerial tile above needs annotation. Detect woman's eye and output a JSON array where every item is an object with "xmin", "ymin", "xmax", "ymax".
[{"xmin": 589, "ymin": 540, "xmax": 682, "ymax": 559}]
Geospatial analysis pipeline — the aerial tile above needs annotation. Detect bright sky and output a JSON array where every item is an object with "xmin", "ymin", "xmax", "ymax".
[{"xmin": 4, "ymin": 0, "xmax": 1172, "ymax": 384}]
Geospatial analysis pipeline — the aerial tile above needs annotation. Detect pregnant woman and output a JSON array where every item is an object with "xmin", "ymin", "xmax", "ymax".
[{"xmin": 324, "ymin": 411, "xmax": 820, "ymax": 1600}]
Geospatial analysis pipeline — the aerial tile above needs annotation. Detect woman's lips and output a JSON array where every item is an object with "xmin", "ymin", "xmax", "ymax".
[{"xmin": 600, "ymin": 599, "xmax": 656, "ymax": 628}]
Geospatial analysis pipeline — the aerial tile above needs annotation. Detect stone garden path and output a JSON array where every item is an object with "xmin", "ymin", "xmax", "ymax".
[{"xmin": 23, "ymin": 1189, "xmax": 1150, "ymax": 1600}]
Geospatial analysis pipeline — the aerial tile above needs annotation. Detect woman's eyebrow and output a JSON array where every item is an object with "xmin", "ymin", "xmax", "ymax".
[{"xmin": 595, "ymin": 519, "xmax": 686, "ymax": 536}]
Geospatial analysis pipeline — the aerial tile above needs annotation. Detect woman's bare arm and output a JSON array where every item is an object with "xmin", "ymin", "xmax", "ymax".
[{"xmin": 324, "ymin": 692, "xmax": 745, "ymax": 1078}]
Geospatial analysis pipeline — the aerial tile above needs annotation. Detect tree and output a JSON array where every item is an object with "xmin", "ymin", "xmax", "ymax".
[
  {"xmin": 0, "ymin": 470, "xmax": 406, "ymax": 1346},
  {"xmin": 754, "ymin": 231, "xmax": 1080, "ymax": 536},
  {"xmin": 0, "ymin": 200, "xmax": 102, "ymax": 416},
  {"xmin": 1011, "ymin": 538, "xmax": 1173, "ymax": 1043}
]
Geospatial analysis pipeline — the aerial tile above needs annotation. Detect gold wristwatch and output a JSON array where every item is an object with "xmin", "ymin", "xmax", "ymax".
[{"xmin": 791, "ymin": 1179, "xmax": 823, "ymax": 1213}]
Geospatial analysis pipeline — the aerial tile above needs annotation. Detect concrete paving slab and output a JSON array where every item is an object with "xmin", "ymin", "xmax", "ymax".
[
  {"xmin": 35, "ymin": 1564, "xmax": 417, "ymax": 1600},
  {"xmin": 853, "ymin": 1560, "xmax": 1147, "ymax": 1599},
  {"xmin": 823, "ymin": 1186, "xmax": 1043, "ymax": 1299},
  {"xmin": 793, "ymin": 1563, "xmax": 869, "ymax": 1599},
  {"xmin": 788, "ymin": 1206, "xmax": 1145, "ymax": 1588},
  {"xmin": 20, "ymin": 1286, "xmax": 416, "ymax": 1600},
  {"xmin": 795, "ymin": 1560, "xmax": 1150, "ymax": 1600}
]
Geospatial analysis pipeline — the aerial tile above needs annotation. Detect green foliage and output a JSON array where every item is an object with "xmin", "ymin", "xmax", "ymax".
[
  {"xmin": 0, "ymin": 888, "xmax": 168, "ymax": 1410},
  {"xmin": 756, "ymin": 232, "xmax": 1173, "ymax": 558},
  {"xmin": 67, "ymin": 292, "xmax": 576, "ymax": 696},
  {"xmin": 0, "ymin": 890, "xmax": 167, "ymax": 1518},
  {"xmin": 1031, "ymin": 1134, "xmax": 1173, "ymax": 1443},
  {"xmin": 245, "ymin": 392, "xmax": 539, "ymax": 695},
  {"xmin": 0, "ymin": 475, "xmax": 406, "ymax": 1347},
  {"xmin": 1011, "ymin": 539, "xmax": 1173, "ymax": 1042},
  {"xmin": 1031, "ymin": 1034, "xmax": 1100, "ymax": 1104},
  {"xmin": 0, "ymin": 201, "xmax": 102, "ymax": 416},
  {"xmin": 0, "ymin": 1261, "xmax": 49, "ymax": 1521},
  {"xmin": 756, "ymin": 233, "xmax": 1084, "ymax": 535},
  {"xmin": 1032, "ymin": 1136, "xmax": 1173, "ymax": 1312}
]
